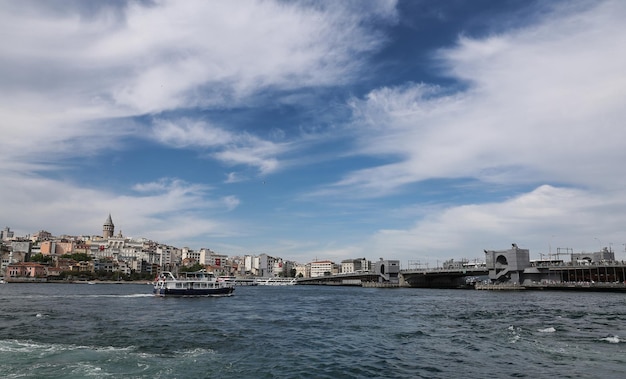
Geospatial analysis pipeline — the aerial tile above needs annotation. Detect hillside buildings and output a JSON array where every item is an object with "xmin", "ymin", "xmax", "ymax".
[{"xmin": 1, "ymin": 215, "xmax": 373, "ymax": 281}]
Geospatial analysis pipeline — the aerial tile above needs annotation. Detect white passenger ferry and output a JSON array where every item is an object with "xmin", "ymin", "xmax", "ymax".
[{"xmin": 153, "ymin": 271, "xmax": 234, "ymax": 297}]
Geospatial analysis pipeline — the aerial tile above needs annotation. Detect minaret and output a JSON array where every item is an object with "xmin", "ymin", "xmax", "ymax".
[{"xmin": 103, "ymin": 214, "xmax": 115, "ymax": 238}]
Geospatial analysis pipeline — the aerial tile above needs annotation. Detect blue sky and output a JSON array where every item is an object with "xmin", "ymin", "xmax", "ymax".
[{"xmin": 2, "ymin": 0, "xmax": 626, "ymax": 266}]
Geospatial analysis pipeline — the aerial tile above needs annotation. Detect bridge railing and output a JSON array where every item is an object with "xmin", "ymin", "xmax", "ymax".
[{"xmin": 401, "ymin": 267, "xmax": 488, "ymax": 275}]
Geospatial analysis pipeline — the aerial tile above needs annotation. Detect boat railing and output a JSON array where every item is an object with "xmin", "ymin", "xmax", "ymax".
[{"xmin": 158, "ymin": 271, "xmax": 218, "ymax": 282}]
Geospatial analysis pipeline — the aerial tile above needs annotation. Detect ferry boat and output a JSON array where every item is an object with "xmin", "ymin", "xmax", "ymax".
[
  {"xmin": 153, "ymin": 271, "xmax": 234, "ymax": 297},
  {"xmin": 255, "ymin": 277, "xmax": 298, "ymax": 286}
]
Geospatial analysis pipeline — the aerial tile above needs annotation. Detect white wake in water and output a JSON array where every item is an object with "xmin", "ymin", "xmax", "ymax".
[
  {"xmin": 538, "ymin": 327, "xmax": 556, "ymax": 333},
  {"xmin": 600, "ymin": 335, "xmax": 620, "ymax": 344}
]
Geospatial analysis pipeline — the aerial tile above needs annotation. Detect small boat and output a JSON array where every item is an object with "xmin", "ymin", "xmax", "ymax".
[{"xmin": 153, "ymin": 271, "xmax": 234, "ymax": 297}]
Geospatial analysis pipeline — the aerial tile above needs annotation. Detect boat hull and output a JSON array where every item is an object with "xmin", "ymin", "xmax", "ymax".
[{"xmin": 153, "ymin": 286, "xmax": 234, "ymax": 297}]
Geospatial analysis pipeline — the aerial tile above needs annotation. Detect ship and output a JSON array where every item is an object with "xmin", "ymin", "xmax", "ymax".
[{"xmin": 153, "ymin": 271, "xmax": 234, "ymax": 297}]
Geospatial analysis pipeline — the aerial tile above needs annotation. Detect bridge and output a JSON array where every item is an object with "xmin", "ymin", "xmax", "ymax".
[
  {"xmin": 297, "ymin": 272, "xmax": 381, "ymax": 286},
  {"xmin": 400, "ymin": 267, "xmax": 489, "ymax": 288},
  {"xmin": 294, "ymin": 244, "xmax": 626, "ymax": 289},
  {"xmin": 295, "ymin": 267, "xmax": 488, "ymax": 288}
]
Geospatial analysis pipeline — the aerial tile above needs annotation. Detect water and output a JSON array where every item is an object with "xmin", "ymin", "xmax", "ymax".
[{"xmin": 1, "ymin": 283, "xmax": 625, "ymax": 378}]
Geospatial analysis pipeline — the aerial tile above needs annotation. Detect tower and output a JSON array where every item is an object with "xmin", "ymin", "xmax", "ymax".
[{"xmin": 103, "ymin": 214, "xmax": 115, "ymax": 238}]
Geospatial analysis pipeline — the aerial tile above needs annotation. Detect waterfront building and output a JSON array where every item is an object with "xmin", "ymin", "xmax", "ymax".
[
  {"xmin": 1, "ymin": 250, "xmax": 12, "ymax": 272},
  {"xmin": 280, "ymin": 260, "xmax": 296, "ymax": 277},
  {"xmin": 242, "ymin": 254, "xmax": 260, "ymax": 276},
  {"xmin": 374, "ymin": 259, "xmax": 400, "ymax": 284},
  {"xmin": 72, "ymin": 260, "xmax": 93, "ymax": 273},
  {"xmin": 341, "ymin": 258, "xmax": 370, "ymax": 274},
  {"xmin": 482, "ymin": 244, "xmax": 626, "ymax": 286},
  {"xmin": 6, "ymin": 262, "xmax": 46, "ymax": 280},
  {"xmin": 271, "ymin": 258, "xmax": 287, "ymax": 277},
  {"xmin": 259, "ymin": 253, "xmax": 278, "ymax": 277},
  {"xmin": 310, "ymin": 260, "xmax": 336, "ymax": 278},
  {"xmin": 485, "ymin": 244, "xmax": 530, "ymax": 283},
  {"xmin": 571, "ymin": 247, "xmax": 615, "ymax": 264},
  {"xmin": 295, "ymin": 263, "xmax": 309, "ymax": 278},
  {"xmin": 94, "ymin": 259, "xmax": 115, "ymax": 273}
]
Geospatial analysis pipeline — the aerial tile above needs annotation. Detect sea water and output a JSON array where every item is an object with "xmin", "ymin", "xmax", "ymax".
[{"xmin": 1, "ymin": 283, "xmax": 625, "ymax": 378}]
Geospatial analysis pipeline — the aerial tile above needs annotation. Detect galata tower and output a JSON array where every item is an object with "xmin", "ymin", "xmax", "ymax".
[{"xmin": 103, "ymin": 214, "xmax": 115, "ymax": 238}]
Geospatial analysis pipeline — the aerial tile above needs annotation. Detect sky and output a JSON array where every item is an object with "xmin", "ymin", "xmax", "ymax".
[{"xmin": 2, "ymin": 0, "xmax": 626, "ymax": 267}]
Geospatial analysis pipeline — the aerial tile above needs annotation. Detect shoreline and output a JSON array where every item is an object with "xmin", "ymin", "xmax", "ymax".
[{"xmin": 2, "ymin": 279, "xmax": 152, "ymax": 285}]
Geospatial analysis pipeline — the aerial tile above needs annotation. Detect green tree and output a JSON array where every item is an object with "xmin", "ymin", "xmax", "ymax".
[
  {"xmin": 180, "ymin": 263, "xmax": 204, "ymax": 272},
  {"xmin": 30, "ymin": 253, "xmax": 52, "ymax": 263},
  {"xmin": 61, "ymin": 253, "xmax": 92, "ymax": 261}
]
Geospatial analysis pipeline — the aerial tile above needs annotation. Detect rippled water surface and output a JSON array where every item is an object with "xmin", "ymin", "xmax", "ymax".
[{"xmin": 1, "ymin": 283, "xmax": 625, "ymax": 378}]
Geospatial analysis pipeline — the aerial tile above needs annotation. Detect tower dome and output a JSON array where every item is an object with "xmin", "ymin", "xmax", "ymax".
[{"xmin": 103, "ymin": 214, "xmax": 115, "ymax": 238}]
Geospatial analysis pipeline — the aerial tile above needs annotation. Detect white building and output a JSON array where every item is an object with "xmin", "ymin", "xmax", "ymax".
[
  {"xmin": 341, "ymin": 258, "xmax": 370, "ymax": 274},
  {"xmin": 181, "ymin": 247, "xmax": 201, "ymax": 265},
  {"xmin": 295, "ymin": 263, "xmax": 310, "ymax": 278},
  {"xmin": 243, "ymin": 254, "xmax": 260, "ymax": 276},
  {"xmin": 310, "ymin": 260, "xmax": 335, "ymax": 278}
]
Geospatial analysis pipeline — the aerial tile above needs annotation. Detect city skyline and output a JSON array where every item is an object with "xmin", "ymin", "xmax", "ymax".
[{"xmin": 2, "ymin": 1, "xmax": 626, "ymax": 265}]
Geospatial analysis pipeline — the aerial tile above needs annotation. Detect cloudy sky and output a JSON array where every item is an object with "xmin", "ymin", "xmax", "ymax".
[{"xmin": 2, "ymin": 0, "xmax": 626, "ymax": 266}]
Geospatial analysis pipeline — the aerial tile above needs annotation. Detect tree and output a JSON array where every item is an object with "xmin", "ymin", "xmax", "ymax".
[
  {"xmin": 61, "ymin": 252, "xmax": 92, "ymax": 262},
  {"xmin": 30, "ymin": 253, "xmax": 52, "ymax": 263},
  {"xmin": 180, "ymin": 263, "xmax": 204, "ymax": 272}
]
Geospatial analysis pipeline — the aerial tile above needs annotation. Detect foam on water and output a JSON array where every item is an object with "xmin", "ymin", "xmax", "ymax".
[
  {"xmin": 507, "ymin": 325, "xmax": 522, "ymax": 343},
  {"xmin": 601, "ymin": 335, "xmax": 620, "ymax": 344},
  {"xmin": 3, "ymin": 284, "xmax": 626, "ymax": 378},
  {"xmin": 0, "ymin": 339, "xmax": 137, "ymax": 354},
  {"xmin": 0, "ymin": 339, "xmax": 159, "ymax": 378},
  {"xmin": 538, "ymin": 327, "xmax": 556, "ymax": 333}
]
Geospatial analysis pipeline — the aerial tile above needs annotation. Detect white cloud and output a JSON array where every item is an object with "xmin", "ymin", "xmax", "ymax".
[
  {"xmin": 151, "ymin": 118, "xmax": 234, "ymax": 148},
  {"xmin": 367, "ymin": 185, "xmax": 626, "ymax": 264},
  {"xmin": 0, "ymin": 173, "xmax": 238, "ymax": 245},
  {"xmin": 311, "ymin": 0, "xmax": 626, "ymax": 264},
  {"xmin": 339, "ymin": 0, "xmax": 626, "ymax": 196},
  {"xmin": 221, "ymin": 195, "xmax": 241, "ymax": 211},
  {"xmin": 0, "ymin": 0, "xmax": 397, "ymax": 173},
  {"xmin": 151, "ymin": 117, "xmax": 289, "ymax": 175}
]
